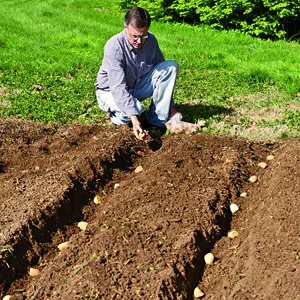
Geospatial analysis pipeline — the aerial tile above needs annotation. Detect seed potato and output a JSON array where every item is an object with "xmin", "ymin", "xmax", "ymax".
[
  {"xmin": 93, "ymin": 195, "xmax": 102, "ymax": 204},
  {"xmin": 249, "ymin": 175, "xmax": 258, "ymax": 183},
  {"xmin": 57, "ymin": 241, "xmax": 69, "ymax": 251},
  {"xmin": 29, "ymin": 268, "xmax": 41, "ymax": 277},
  {"xmin": 228, "ymin": 230, "xmax": 239, "ymax": 239},
  {"xmin": 240, "ymin": 192, "xmax": 247, "ymax": 197},
  {"xmin": 204, "ymin": 253, "xmax": 214, "ymax": 264},
  {"xmin": 194, "ymin": 287, "xmax": 205, "ymax": 298},
  {"xmin": 230, "ymin": 203, "xmax": 239, "ymax": 214},
  {"xmin": 78, "ymin": 221, "xmax": 88, "ymax": 231},
  {"xmin": 135, "ymin": 165, "xmax": 144, "ymax": 173},
  {"xmin": 258, "ymin": 162, "xmax": 267, "ymax": 169}
]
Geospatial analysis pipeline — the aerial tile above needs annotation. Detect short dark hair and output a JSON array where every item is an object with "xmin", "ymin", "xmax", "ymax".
[{"xmin": 124, "ymin": 6, "xmax": 151, "ymax": 28}]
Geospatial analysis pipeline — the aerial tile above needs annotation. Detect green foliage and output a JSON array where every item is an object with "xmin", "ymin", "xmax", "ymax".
[
  {"xmin": 118, "ymin": 0, "xmax": 136, "ymax": 10},
  {"xmin": 118, "ymin": 0, "xmax": 175, "ymax": 20},
  {"xmin": 0, "ymin": 0, "xmax": 120, "ymax": 124},
  {"xmin": 118, "ymin": 0, "xmax": 300, "ymax": 40},
  {"xmin": 0, "ymin": 0, "xmax": 299, "ymax": 141}
]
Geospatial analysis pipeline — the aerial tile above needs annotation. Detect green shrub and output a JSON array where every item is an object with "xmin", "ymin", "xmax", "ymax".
[
  {"xmin": 118, "ymin": 0, "xmax": 175, "ymax": 20},
  {"xmin": 118, "ymin": 0, "xmax": 300, "ymax": 40}
]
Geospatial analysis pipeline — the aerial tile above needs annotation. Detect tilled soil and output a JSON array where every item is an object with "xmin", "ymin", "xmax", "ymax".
[{"xmin": 0, "ymin": 119, "xmax": 299, "ymax": 299}]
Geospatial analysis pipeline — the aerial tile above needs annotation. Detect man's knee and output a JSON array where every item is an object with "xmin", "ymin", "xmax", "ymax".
[
  {"xmin": 157, "ymin": 60, "xmax": 178, "ymax": 72},
  {"xmin": 168, "ymin": 60, "xmax": 179, "ymax": 69},
  {"xmin": 110, "ymin": 111, "xmax": 131, "ymax": 126},
  {"xmin": 164, "ymin": 60, "xmax": 179, "ymax": 74}
]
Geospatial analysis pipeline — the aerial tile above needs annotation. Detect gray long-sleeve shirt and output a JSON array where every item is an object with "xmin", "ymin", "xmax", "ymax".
[{"xmin": 96, "ymin": 30, "xmax": 165, "ymax": 117}]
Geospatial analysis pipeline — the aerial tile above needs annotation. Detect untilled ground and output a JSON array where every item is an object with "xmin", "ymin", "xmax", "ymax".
[{"xmin": 0, "ymin": 119, "xmax": 299, "ymax": 299}]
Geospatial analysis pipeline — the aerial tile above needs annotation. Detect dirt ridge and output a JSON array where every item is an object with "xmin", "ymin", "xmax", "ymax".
[
  {"xmin": 2, "ymin": 119, "xmax": 297, "ymax": 300},
  {"xmin": 20, "ymin": 135, "xmax": 269, "ymax": 299},
  {"xmin": 0, "ymin": 120, "xmax": 145, "ymax": 294}
]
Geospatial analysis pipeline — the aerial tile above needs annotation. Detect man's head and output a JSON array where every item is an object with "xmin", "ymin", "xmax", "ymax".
[{"xmin": 124, "ymin": 6, "xmax": 151, "ymax": 49}]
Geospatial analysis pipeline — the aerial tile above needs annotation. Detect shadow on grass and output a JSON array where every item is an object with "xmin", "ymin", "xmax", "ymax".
[
  {"xmin": 176, "ymin": 103, "xmax": 234, "ymax": 123},
  {"xmin": 141, "ymin": 103, "xmax": 233, "ymax": 152}
]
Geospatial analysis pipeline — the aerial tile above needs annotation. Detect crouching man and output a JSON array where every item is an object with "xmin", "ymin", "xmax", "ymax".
[{"xmin": 95, "ymin": 6, "xmax": 179, "ymax": 139}]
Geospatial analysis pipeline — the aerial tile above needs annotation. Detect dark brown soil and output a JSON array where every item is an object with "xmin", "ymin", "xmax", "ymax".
[{"xmin": 0, "ymin": 119, "xmax": 299, "ymax": 300}]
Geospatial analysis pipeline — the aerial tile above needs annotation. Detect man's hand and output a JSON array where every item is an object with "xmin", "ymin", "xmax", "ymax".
[{"xmin": 130, "ymin": 115, "xmax": 143, "ymax": 140}]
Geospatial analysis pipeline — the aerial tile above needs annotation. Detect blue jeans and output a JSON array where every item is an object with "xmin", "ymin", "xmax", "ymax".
[{"xmin": 96, "ymin": 60, "xmax": 178, "ymax": 127}]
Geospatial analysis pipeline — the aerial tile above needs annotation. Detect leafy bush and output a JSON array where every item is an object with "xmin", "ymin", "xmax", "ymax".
[
  {"xmin": 118, "ymin": 0, "xmax": 175, "ymax": 20},
  {"xmin": 118, "ymin": 0, "xmax": 300, "ymax": 40}
]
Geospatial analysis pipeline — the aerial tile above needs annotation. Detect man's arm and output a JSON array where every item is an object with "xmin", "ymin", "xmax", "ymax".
[{"xmin": 100, "ymin": 34, "xmax": 140, "ymax": 118}]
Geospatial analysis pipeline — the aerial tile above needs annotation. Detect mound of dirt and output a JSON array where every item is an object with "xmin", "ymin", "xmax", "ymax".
[
  {"xmin": 0, "ymin": 119, "xmax": 299, "ymax": 299},
  {"xmin": 201, "ymin": 139, "xmax": 300, "ymax": 300}
]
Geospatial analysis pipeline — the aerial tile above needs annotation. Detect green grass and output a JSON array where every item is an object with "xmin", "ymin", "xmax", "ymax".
[{"xmin": 0, "ymin": 0, "xmax": 299, "ymax": 141}]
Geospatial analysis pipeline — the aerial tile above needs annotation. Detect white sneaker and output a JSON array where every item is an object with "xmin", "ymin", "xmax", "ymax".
[{"xmin": 169, "ymin": 112, "xmax": 183, "ymax": 122}]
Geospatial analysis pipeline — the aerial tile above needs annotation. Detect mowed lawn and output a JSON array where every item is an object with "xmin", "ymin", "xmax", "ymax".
[{"xmin": 0, "ymin": 0, "xmax": 299, "ymax": 141}]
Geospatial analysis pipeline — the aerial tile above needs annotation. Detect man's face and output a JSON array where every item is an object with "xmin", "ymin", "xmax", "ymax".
[{"xmin": 125, "ymin": 23, "xmax": 149, "ymax": 49}]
